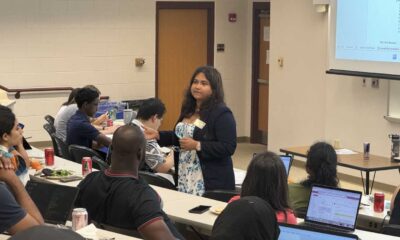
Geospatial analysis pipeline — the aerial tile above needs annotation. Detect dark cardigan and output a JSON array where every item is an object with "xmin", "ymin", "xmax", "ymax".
[{"xmin": 159, "ymin": 104, "xmax": 237, "ymax": 191}]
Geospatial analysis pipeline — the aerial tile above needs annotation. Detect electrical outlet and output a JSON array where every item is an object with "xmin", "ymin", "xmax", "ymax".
[
  {"xmin": 362, "ymin": 78, "xmax": 367, "ymax": 87},
  {"xmin": 371, "ymin": 78, "xmax": 379, "ymax": 88}
]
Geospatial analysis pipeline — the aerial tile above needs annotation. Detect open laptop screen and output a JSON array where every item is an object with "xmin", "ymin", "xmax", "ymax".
[
  {"xmin": 25, "ymin": 181, "xmax": 79, "ymax": 225},
  {"xmin": 279, "ymin": 223, "xmax": 358, "ymax": 240},
  {"xmin": 279, "ymin": 155, "xmax": 292, "ymax": 175},
  {"xmin": 306, "ymin": 185, "xmax": 362, "ymax": 231}
]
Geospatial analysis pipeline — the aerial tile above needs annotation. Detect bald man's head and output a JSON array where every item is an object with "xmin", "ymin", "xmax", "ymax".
[{"xmin": 110, "ymin": 124, "xmax": 146, "ymax": 168}]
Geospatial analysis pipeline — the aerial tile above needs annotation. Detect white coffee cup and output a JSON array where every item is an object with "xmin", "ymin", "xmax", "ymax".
[{"xmin": 123, "ymin": 109, "xmax": 135, "ymax": 124}]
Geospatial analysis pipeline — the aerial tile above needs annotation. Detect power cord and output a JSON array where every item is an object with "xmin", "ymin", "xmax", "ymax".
[{"xmin": 380, "ymin": 210, "xmax": 391, "ymax": 230}]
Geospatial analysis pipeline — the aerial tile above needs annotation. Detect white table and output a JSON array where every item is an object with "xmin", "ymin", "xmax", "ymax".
[
  {"xmin": 26, "ymin": 148, "xmax": 400, "ymax": 240},
  {"xmin": 0, "ymin": 227, "xmax": 141, "ymax": 240}
]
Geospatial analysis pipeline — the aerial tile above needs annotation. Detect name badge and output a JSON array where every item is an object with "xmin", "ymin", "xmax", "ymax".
[{"xmin": 194, "ymin": 119, "xmax": 206, "ymax": 129}]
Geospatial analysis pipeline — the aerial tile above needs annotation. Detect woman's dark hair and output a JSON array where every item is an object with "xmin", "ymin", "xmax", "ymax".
[
  {"xmin": 180, "ymin": 66, "xmax": 225, "ymax": 118},
  {"xmin": 301, "ymin": 141, "xmax": 339, "ymax": 187},
  {"xmin": 62, "ymin": 88, "xmax": 80, "ymax": 106},
  {"xmin": 241, "ymin": 151, "xmax": 290, "ymax": 219},
  {"xmin": 136, "ymin": 98, "xmax": 166, "ymax": 120},
  {"xmin": 0, "ymin": 105, "xmax": 15, "ymax": 138}
]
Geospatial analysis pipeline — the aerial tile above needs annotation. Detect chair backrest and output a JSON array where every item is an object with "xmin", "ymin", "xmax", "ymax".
[
  {"xmin": 44, "ymin": 115, "xmax": 55, "ymax": 126},
  {"xmin": 43, "ymin": 123, "xmax": 60, "ymax": 157},
  {"xmin": 202, "ymin": 189, "xmax": 240, "ymax": 202},
  {"xmin": 53, "ymin": 135, "xmax": 71, "ymax": 160},
  {"xmin": 139, "ymin": 171, "xmax": 176, "ymax": 190},
  {"xmin": 92, "ymin": 156, "xmax": 110, "ymax": 171},
  {"xmin": 381, "ymin": 224, "xmax": 400, "ymax": 237},
  {"xmin": 69, "ymin": 145, "xmax": 107, "ymax": 170}
]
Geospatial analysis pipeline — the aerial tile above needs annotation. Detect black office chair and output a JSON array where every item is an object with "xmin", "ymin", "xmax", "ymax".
[
  {"xmin": 43, "ymin": 123, "xmax": 60, "ymax": 157},
  {"xmin": 381, "ymin": 224, "xmax": 400, "ymax": 237},
  {"xmin": 53, "ymin": 135, "xmax": 72, "ymax": 160},
  {"xmin": 202, "ymin": 189, "xmax": 240, "ymax": 202},
  {"xmin": 139, "ymin": 171, "xmax": 176, "ymax": 190},
  {"xmin": 69, "ymin": 145, "xmax": 108, "ymax": 170},
  {"xmin": 44, "ymin": 115, "xmax": 55, "ymax": 126}
]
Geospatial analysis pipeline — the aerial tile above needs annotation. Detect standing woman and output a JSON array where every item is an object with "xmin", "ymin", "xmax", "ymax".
[{"xmin": 148, "ymin": 66, "xmax": 237, "ymax": 195}]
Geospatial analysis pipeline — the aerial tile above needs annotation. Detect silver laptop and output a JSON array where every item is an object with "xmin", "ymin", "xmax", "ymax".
[
  {"xmin": 302, "ymin": 185, "xmax": 362, "ymax": 232},
  {"xmin": 279, "ymin": 223, "xmax": 359, "ymax": 240}
]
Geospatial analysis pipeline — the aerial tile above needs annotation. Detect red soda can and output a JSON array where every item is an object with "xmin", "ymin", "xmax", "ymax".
[
  {"xmin": 44, "ymin": 148, "xmax": 54, "ymax": 166},
  {"xmin": 82, "ymin": 157, "xmax": 92, "ymax": 177},
  {"xmin": 374, "ymin": 192, "xmax": 385, "ymax": 212},
  {"xmin": 72, "ymin": 208, "xmax": 88, "ymax": 231},
  {"xmin": 107, "ymin": 119, "xmax": 113, "ymax": 127}
]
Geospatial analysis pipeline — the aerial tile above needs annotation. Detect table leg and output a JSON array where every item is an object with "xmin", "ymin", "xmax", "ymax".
[{"xmin": 365, "ymin": 171, "xmax": 370, "ymax": 195}]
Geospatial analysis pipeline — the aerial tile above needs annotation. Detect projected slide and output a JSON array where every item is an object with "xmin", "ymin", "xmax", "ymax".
[{"xmin": 336, "ymin": 0, "xmax": 400, "ymax": 63}]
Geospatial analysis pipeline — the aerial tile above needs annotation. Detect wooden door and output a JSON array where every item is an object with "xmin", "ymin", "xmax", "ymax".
[
  {"xmin": 251, "ymin": 3, "xmax": 270, "ymax": 144},
  {"xmin": 157, "ymin": 3, "xmax": 214, "ymax": 130}
]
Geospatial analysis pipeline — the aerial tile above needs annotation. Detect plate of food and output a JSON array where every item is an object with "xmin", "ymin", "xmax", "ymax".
[
  {"xmin": 209, "ymin": 205, "xmax": 225, "ymax": 215},
  {"xmin": 42, "ymin": 169, "xmax": 74, "ymax": 180}
]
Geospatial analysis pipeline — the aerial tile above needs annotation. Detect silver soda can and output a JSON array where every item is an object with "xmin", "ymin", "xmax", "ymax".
[
  {"xmin": 72, "ymin": 208, "xmax": 88, "ymax": 231},
  {"xmin": 363, "ymin": 142, "xmax": 370, "ymax": 160}
]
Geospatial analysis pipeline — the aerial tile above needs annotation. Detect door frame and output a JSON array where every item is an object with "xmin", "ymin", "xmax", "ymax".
[
  {"xmin": 250, "ymin": 2, "xmax": 270, "ymax": 144},
  {"xmin": 155, "ymin": 1, "xmax": 215, "ymax": 97}
]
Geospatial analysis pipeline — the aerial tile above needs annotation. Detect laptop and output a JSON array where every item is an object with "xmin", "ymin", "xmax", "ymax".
[
  {"xmin": 252, "ymin": 153, "xmax": 293, "ymax": 175},
  {"xmin": 302, "ymin": 185, "xmax": 362, "ymax": 232},
  {"xmin": 279, "ymin": 223, "xmax": 359, "ymax": 240},
  {"xmin": 279, "ymin": 155, "xmax": 293, "ymax": 175},
  {"xmin": 25, "ymin": 180, "xmax": 79, "ymax": 225}
]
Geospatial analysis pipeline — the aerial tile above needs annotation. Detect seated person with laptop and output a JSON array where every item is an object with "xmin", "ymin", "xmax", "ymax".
[
  {"xmin": 75, "ymin": 124, "xmax": 183, "ymax": 240},
  {"xmin": 288, "ymin": 142, "xmax": 339, "ymax": 213},
  {"xmin": 0, "ymin": 156, "xmax": 44, "ymax": 234},
  {"xmin": 66, "ymin": 87, "xmax": 117, "ymax": 151},
  {"xmin": 132, "ymin": 98, "xmax": 174, "ymax": 173}
]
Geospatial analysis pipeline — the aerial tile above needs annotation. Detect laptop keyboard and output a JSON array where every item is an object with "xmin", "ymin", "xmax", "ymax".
[{"xmin": 305, "ymin": 221, "xmax": 353, "ymax": 233}]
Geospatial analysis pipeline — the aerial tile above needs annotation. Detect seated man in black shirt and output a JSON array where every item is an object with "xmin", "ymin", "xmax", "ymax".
[
  {"xmin": 75, "ymin": 124, "xmax": 183, "ymax": 240},
  {"xmin": 390, "ymin": 185, "xmax": 400, "ymax": 224}
]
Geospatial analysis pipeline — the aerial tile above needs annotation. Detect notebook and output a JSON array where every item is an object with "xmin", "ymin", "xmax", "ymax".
[
  {"xmin": 279, "ymin": 155, "xmax": 293, "ymax": 175},
  {"xmin": 25, "ymin": 180, "xmax": 79, "ymax": 225},
  {"xmin": 302, "ymin": 185, "xmax": 362, "ymax": 232},
  {"xmin": 279, "ymin": 223, "xmax": 358, "ymax": 240}
]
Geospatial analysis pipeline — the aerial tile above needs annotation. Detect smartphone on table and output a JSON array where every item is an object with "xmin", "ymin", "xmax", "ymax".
[{"xmin": 188, "ymin": 205, "xmax": 211, "ymax": 214}]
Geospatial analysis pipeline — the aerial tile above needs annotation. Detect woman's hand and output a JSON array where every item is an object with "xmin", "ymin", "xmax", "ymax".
[
  {"xmin": 0, "ymin": 154, "xmax": 14, "ymax": 170},
  {"xmin": 142, "ymin": 125, "xmax": 159, "ymax": 140},
  {"xmin": 179, "ymin": 137, "xmax": 198, "ymax": 151},
  {"xmin": 93, "ymin": 113, "xmax": 108, "ymax": 125}
]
